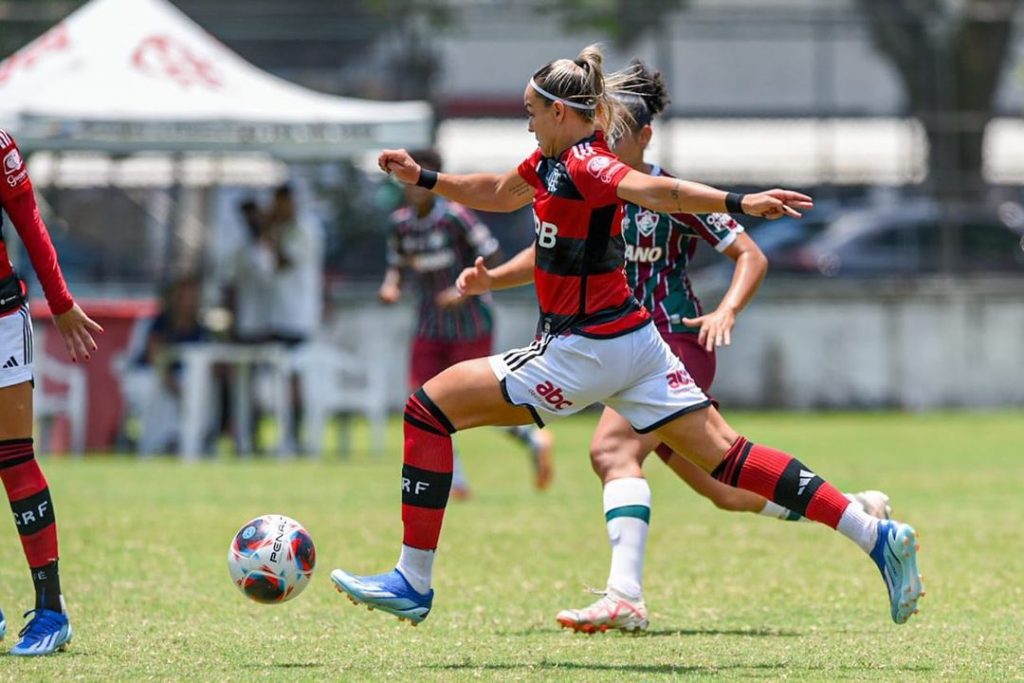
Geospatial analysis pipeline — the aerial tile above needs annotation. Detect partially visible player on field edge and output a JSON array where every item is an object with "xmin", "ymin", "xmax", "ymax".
[
  {"xmin": 380, "ymin": 148, "xmax": 553, "ymax": 497},
  {"xmin": 554, "ymin": 60, "xmax": 893, "ymax": 633},
  {"xmin": 0, "ymin": 128, "xmax": 102, "ymax": 654}
]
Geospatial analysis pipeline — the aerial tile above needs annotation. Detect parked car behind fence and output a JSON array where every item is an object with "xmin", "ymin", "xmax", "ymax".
[{"xmin": 760, "ymin": 199, "xmax": 1024, "ymax": 277}]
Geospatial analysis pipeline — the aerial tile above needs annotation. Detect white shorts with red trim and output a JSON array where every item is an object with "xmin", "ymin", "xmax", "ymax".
[
  {"xmin": 487, "ymin": 322, "xmax": 710, "ymax": 432},
  {"xmin": 0, "ymin": 305, "xmax": 33, "ymax": 389}
]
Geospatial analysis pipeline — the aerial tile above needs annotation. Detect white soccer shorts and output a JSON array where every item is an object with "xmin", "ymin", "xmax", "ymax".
[
  {"xmin": 0, "ymin": 305, "xmax": 33, "ymax": 389},
  {"xmin": 488, "ymin": 322, "xmax": 711, "ymax": 432}
]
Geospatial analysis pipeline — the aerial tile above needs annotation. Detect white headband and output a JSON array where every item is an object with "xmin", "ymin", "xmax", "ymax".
[{"xmin": 528, "ymin": 78, "xmax": 597, "ymax": 111}]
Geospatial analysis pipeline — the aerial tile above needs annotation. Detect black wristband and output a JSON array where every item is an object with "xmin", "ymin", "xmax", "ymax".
[
  {"xmin": 725, "ymin": 192, "xmax": 746, "ymax": 215},
  {"xmin": 416, "ymin": 168, "xmax": 438, "ymax": 190}
]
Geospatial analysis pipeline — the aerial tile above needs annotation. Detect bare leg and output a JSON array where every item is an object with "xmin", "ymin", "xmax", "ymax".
[
  {"xmin": 658, "ymin": 449, "xmax": 767, "ymax": 513},
  {"xmin": 422, "ymin": 358, "xmax": 535, "ymax": 429},
  {"xmin": 589, "ymin": 407, "xmax": 658, "ymax": 483}
]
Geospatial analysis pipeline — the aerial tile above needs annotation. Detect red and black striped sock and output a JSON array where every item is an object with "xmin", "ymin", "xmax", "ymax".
[
  {"xmin": 401, "ymin": 389, "xmax": 456, "ymax": 551},
  {"xmin": 711, "ymin": 436, "xmax": 850, "ymax": 528},
  {"xmin": 0, "ymin": 438, "xmax": 63, "ymax": 611}
]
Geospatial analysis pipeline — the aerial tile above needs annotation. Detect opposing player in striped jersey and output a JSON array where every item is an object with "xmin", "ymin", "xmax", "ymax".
[
  {"xmin": 380, "ymin": 149, "xmax": 554, "ymax": 498},
  {"xmin": 556, "ymin": 61, "xmax": 892, "ymax": 634},
  {"xmin": 0, "ymin": 128, "xmax": 102, "ymax": 654},
  {"xmin": 331, "ymin": 45, "xmax": 923, "ymax": 629}
]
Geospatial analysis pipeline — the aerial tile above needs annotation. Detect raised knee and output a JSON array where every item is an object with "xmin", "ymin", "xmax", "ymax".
[
  {"xmin": 588, "ymin": 443, "xmax": 613, "ymax": 478},
  {"xmin": 405, "ymin": 389, "xmax": 456, "ymax": 436}
]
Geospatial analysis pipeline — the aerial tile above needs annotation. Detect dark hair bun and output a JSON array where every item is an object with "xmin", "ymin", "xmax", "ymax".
[{"xmin": 624, "ymin": 58, "xmax": 670, "ymax": 116}]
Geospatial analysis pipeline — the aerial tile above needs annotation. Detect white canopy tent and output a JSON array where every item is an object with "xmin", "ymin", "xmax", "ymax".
[{"xmin": 0, "ymin": 0, "xmax": 431, "ymax": 161}]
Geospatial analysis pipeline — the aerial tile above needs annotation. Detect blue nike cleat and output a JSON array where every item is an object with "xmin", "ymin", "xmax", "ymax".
[
  {"xmin": 10, "ymin": 609, "xmax": 72, "ymax": 656},
  {"xmin": 870, "ymin": 520, "xmax": 924, "ymax": 624},
  {"xmin": 0, "ymin": 606, "xmax": 6, "ymax": 641},
  {"xmin": 330, "ymin": 568, "xmax": 433, "ymax": 625}
]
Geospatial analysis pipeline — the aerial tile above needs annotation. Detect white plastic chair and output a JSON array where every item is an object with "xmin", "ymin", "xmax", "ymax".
[
  {"xmin": 33, "ymin": 328, "xmax": 88, "ymax": 456},
  {"xmin": 112, "ymin": 316, "xmax": 179, "ymax": 456},
  {"xmin": 296, "ymin": 342, "xmax": 388, "ymax": 457}
]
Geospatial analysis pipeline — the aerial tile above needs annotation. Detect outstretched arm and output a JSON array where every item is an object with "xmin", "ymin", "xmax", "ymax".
[
  {"xmin": 616, "ymin": 170, "xmax": 813, "ymax": 220},
  {"xmin": 456, "ymin": 244, "xmax": 536, "ymax": 296},
  {"xmin": 378, "ymin": 149, "xmax": 535, "ymax": 213}
]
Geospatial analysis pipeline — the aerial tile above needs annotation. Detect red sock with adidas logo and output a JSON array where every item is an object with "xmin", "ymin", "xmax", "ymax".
[{"xmin": 711, "ymin": 436, "xmax": 851, "ymax": 528}]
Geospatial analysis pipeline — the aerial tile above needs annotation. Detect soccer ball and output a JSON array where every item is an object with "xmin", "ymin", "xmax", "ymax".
[{"xmin": 227, "ymin": 514, "xmax": 316, "ymax": 604}]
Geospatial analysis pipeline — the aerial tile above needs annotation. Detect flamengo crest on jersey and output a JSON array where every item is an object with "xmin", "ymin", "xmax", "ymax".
[
  {"xmin": 517, "ymin": 132, "xmax": 649, "ymax": 338},
  {"xmin": 620, "ymin": 166, "xmax": 744, "ymax": 335},
  {"xmin": 0, "ymin": 130, "xmax": 30, "ymax": 199}
]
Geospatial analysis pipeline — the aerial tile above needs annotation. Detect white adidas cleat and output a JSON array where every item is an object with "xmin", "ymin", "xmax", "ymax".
[{"xmin": 556, "ymin": 587, "xmax": 649, "ymax": 634}]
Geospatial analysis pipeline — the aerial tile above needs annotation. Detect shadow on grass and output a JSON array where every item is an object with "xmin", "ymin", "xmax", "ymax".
[
  {"xmin": 428, "ymin": 661, "xmax": 937, "ymax": 675},
  {"xmin": 642, "ymin": 627, "xmax": 802, "ymax": 638},
  {"xmin": 3, "ymin": 650, "xmax": 89, "ymax": 658},
  {"xmin": 428, "ymin": 662, "xmax": 788, "ymax": 675},
  {"xmin": 241, "ymin": 662, "xmax": 322, "ymax": 669},
  {"xmin": 494, "ymin": 626, "xmax": 802, "ymax": 638}
]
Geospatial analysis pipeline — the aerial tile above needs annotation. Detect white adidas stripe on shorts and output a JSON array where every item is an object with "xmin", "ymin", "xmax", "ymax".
[
  {"xmin": 0, "ymin": 304, "xmax": 34, "ymax": 389},
  {"xmin": 488, "ymin": 322, "xmax": 710, "ymax": 432}
]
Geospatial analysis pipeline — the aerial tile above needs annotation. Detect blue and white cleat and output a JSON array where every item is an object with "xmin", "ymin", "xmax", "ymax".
[
  {"xmin": 10, "ymin": 609, "xmax": 72, "ymax": 655},
  {"xmin": 0, "ymin": 606, "xmax": 6, "ymax": 641},
  {"xmin": 870, "ymin": 520, "xmax": 924, "ymax": 624},
  {"xmin": 330, "ymin": 568, "xmax": 433, "ymax": 626}
]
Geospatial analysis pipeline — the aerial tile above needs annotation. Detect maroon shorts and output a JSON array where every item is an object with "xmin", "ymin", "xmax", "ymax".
[
  {"xmin": 661, "ymin": 332, "xmax": 716, "ymax": 396},
  {"xmin": 409, "ymin": 334, "xmax": 494, "ymax": 390}
]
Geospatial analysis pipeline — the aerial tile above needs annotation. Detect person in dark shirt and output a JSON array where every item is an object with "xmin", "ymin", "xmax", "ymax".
[{"xmin": 381, "ymin": 149, "xmax": 554, "ymax": 499}]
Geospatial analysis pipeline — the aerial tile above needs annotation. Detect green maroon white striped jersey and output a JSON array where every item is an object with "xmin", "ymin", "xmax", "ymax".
[
  {"xmin": 387, "ymin": 198, "xmax": 499, "ymax": 341},
  {"xmin": 621, "ymin": 165, "xmax": 744, "ymax": 335}
]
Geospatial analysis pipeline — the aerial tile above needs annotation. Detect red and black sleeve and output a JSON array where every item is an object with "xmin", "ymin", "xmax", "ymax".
[{"xmin": 0, "ymin": 131, "xmax": 74, "ymax": 315}]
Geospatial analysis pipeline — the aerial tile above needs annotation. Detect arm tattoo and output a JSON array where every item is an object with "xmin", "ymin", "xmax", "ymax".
[
  {"xmin": 671, "ymin": 180, "xmax": 682, "ymax": 212},
  {"xmin": 508, "ymin": 180, "xmax": 531, "ymax": 197}
]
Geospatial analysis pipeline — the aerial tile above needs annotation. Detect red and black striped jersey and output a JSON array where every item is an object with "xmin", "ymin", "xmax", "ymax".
[
  {"xmin": 517, "ymin": 131, "xmax": 650, "ymax": 338},
  {"xmin": 0, "ymin": 129, "xmax": 73, "ymax": 315}
]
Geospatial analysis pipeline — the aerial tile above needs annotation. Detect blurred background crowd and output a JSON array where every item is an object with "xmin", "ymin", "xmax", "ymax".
[{"xmin": 1, "ymin": 0, "xmax": 1021, "ymax": 458}]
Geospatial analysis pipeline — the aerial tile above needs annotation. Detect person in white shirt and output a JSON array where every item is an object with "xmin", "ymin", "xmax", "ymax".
[
  {"xmin": 231, "ymin": 199, "xmax": 274, "ymax": 344},
  {"xmin": 265, "ymin": 184, "xmax": 325, "ymax": 453},
  {"xmin": 225, "ymin": 199, "xmax": 277, "ymax": 454}
]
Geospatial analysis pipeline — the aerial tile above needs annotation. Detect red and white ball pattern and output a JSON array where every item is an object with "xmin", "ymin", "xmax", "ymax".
[{"xmin": 228, "ymin": 514, "xmax": 316, "ymax": 604}]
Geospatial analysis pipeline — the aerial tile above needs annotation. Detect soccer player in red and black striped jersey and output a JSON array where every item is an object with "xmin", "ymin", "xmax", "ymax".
[
  {"xmin": 331, "ymin": 45, "xmax": 923, "ymax": 628},
  {"xmin": 0, "ymin": 128, "xmax": 102, "ymax": 654},
  {"xmin": 555, "ymin": 60, "xmax": 893, "ymax": 634},
  {"xmin": 380, "ymin": 149, "xmax": 553, "ymax": 498}
]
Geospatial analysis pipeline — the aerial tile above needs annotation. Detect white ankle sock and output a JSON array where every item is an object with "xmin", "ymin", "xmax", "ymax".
[
  {"xmin": 837, "ymin": 503, "xmax": 880, "ymax": 553},
  {"xmin": 603, "ymin": 477, "xmax": 651, "ymax": 601},
  {"xmin": 396, "ymin": 544, "xmax": 434, "ymax": 594},
  {"xmin": 759, "ymin": 500, "xmax": 802, "ymax": 521}
]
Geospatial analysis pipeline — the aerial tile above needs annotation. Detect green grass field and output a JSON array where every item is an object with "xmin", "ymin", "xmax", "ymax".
[{"xmin": 0, "ymin": 411, "xmax": 1021, "ymax": 681}]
